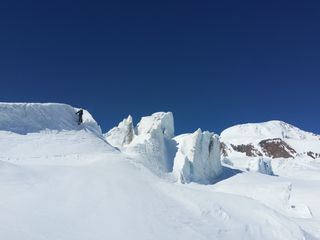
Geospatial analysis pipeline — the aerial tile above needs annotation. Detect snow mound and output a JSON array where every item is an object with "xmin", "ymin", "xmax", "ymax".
[
  {"xmin": 0, "ymin": 103, "xmax": 102, "ymax": 136},
  {"xmin": 0, "ymin": 103, "xmax": 113, "ymax": 165},
  {"xmin": 173, "ymin": 129, "xmax": 222, "ymax": 183},
  {"xmin": 213, "ymin": 173, "xmax": 312, "ymax": 219}
]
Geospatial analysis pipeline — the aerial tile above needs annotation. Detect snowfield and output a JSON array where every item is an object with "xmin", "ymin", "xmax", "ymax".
[{"xmin": 0, "ymin": 103, "xmax": 320, "ymax": 239}]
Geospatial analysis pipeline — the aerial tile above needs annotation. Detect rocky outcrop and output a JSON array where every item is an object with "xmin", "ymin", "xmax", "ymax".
[
  {"xmin": 259, "ymin": 138, "xmax": 296, "ymax": 158},
  {"xmin": 230, "ymin": 144, "xmax": 263, "ymax": 157},
  {"xmin": 222, "ymin": 138, "xmax": 297, "ymax": 159},
  {"xmin": 220, "ymin": 142, "xmax": 229, "ymax": 157},
  {"xmin": 173, "ymin": 129, "xmax": 222, "ymax": 184},
  {"xmin": 306, "ymin": 151, "xmax": 320, "ymax": 159}
]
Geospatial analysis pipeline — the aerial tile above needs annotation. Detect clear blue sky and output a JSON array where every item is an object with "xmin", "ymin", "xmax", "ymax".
[{"xmin": 1, "ymin": 0, "xmax": 319, "ymax": 134}]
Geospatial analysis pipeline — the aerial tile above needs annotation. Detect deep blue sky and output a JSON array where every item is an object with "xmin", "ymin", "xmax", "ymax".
[{"xmin": 1, "ymin": 0, "xmax": 319, "ymax": 134}]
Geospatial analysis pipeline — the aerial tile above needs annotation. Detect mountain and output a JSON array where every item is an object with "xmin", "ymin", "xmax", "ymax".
[
  {"xmin": 221, "ymin": 120, "xmax": 320, "ymax": 160},
  {"xmin": 220, "ymin": 120, "xmax": 320, "ymax": 177},
  {"xmin": 0, "ymin": 103, "xmax": 319, "ymax": 240}
]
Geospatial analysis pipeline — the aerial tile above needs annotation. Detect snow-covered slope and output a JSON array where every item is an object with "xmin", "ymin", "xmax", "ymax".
[
  {"xmin": 220, "ymin": 120, "xmax": 320, "ymax": 178},
  {"xmin": 1, "ymin": 104, "xmax": 320, "ymax": 239},
  {"xmin": 0, "ymin": 103, "xmax": 110, "ymax": 165},
  {"xmin": 221, "ymin": 120, "xmax": 319, "ymax": 143},
  {"xmin": 221, "ymin": 120, "xmax": 320, "ymax": 160}
]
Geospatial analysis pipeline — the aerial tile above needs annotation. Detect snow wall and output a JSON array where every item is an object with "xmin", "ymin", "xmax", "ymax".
[{"xmin": 0, "ymin": 103, "xmax": 102, "ymax": 136}]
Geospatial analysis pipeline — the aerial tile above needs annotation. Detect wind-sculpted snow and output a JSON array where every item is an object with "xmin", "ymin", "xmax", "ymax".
[
  {"xmin": 105, "ymin": 115, "xmax": 134, "ymax": 149},
  {"xmin": 0, "ymin": 103, "xmax": 102, "ymax": 136},
  {"xmin": 173, "ymin": 129, "xmax": 222, "ymax": 184},
  {"xmin": 106, "ymin": 112, "xmax": 222, "ymax": 182},
  {"xmin": 125, "ymin": 112, "xmax": 177, "ymax": 173},
  {"xmin": 0, "ymin": 103, "xmax": 112, "ymax": 165},
  {"xmin": 136, "ymin": 112, "xmax": 174, "ymax": 138}
]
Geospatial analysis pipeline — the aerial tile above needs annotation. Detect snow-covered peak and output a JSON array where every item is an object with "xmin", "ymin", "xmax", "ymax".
[
  {"xmin": 221, "ymin": 120, "xmax": 320, "ymax": 166},
  {"xmin": 0, "ymin": 102, "xmax": 102, "ymax": 136},
  {"xmin": 221, "ymin": 120, "xmax": 319, "ymax": 143},
  {"xmin": 137, "ymin": 112, "xmax": 174, "ymax": 138}
]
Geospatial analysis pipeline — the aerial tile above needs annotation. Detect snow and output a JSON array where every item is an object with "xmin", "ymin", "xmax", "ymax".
[
  {"xmin": 221, "ymin": 120, "xmax": 320, "ymax": 144},
  {"xmin": 124, "ymin": 112, "xmax": 177, "ymax": 173},
  {"xmin": 246, "ymin": 158, "xmax": 274, "ymax": 175},
  {"xmin": 106, "ymin": 112, "xmax": 222, "ymax": 183},
  {"xmin": 105, "ymin": 115, "xmax": 134, "ymax": 149},
  {"xmin": 136, "ymin": 112, "xmax": 174, "ymax": 138},
  {"xmin": 173, "ymin": 129, "xmax": 222, "ymax": 184},
  {"xmin": 0, "ymin": 103, "xmax": 320, "ymax": 239},
  {"xmin": 221, "ymin": 120, "xmax": 320, "ymax": 172},
  {"xmin": 106, "ymin": 112, "xmax": 177, "ymax": 174},
  {"xmin": 0, "ymin": 102, "xmax": 102, "ymax": 136}
]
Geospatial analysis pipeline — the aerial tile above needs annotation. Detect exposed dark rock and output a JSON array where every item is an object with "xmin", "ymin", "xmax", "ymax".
[
  {"xmin": 259, "ymin": 138, "xmax": 296, "ymax": 158},
  {"xmin": 230, "ymin": 144, "xmax": 263, "ymax": 157},
  {"xmin": 220, "ymin": 142, "xmax": 229, "ymax": 157},
  {"xmin": 306, "ymin": 151, "xmax": 320, "ymax": 159}
]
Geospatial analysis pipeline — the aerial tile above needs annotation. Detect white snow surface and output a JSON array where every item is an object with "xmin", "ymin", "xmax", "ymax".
[
  {"xmin": 124, "ymin": 112, "xmax": 177, "ymax": 173},
  {"xmin": 246, "ymin": 158, "xmax": 274, "ymax": 175},
  {"xmin": 0, "ymin": 102, "xmax": 102, "ymax": 136},
  {"xmin": 106, "ymin": 112, "xmax": 222, "ymax": 183},
  {"xmin": 0, "ymin": 103, "xmax": 320, "ymax": 239},
  {"xmin": 221, "ymin": 120, "xmax": 320, "ymax": 143},
  {"xmin": 104, "ymin": 115, "xmax": 134, "ymax": 149},
  {"xmin": 173, "ymin": 129, "xmax": 222, "ymax": 184},
  {"xmin": 106, "ymin": 112, "xmax": 178, "ymax": 174}
]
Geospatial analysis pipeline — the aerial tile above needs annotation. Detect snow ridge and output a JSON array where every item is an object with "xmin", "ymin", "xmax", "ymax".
[
  {"xmin": 221, "ymin": 120, "xmax": 319, "ymax": 143},
  {"xmin": 0, "ymin": 102, "xmax": 102, "ymax": 136}
]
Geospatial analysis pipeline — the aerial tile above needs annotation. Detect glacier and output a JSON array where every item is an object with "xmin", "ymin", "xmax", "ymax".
[
  {"xmin": 106, "ymin": 112, "xmax": 222, "ymax": 182},
  {"xmin": 0, "ymin": 103, "xmax": 320, "ymax": 240}
]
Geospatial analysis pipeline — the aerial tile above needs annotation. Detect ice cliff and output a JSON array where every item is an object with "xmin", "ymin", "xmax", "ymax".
[{"xmin": 105, "ymin": 112, "xmax": 222, "ymax": 183}]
